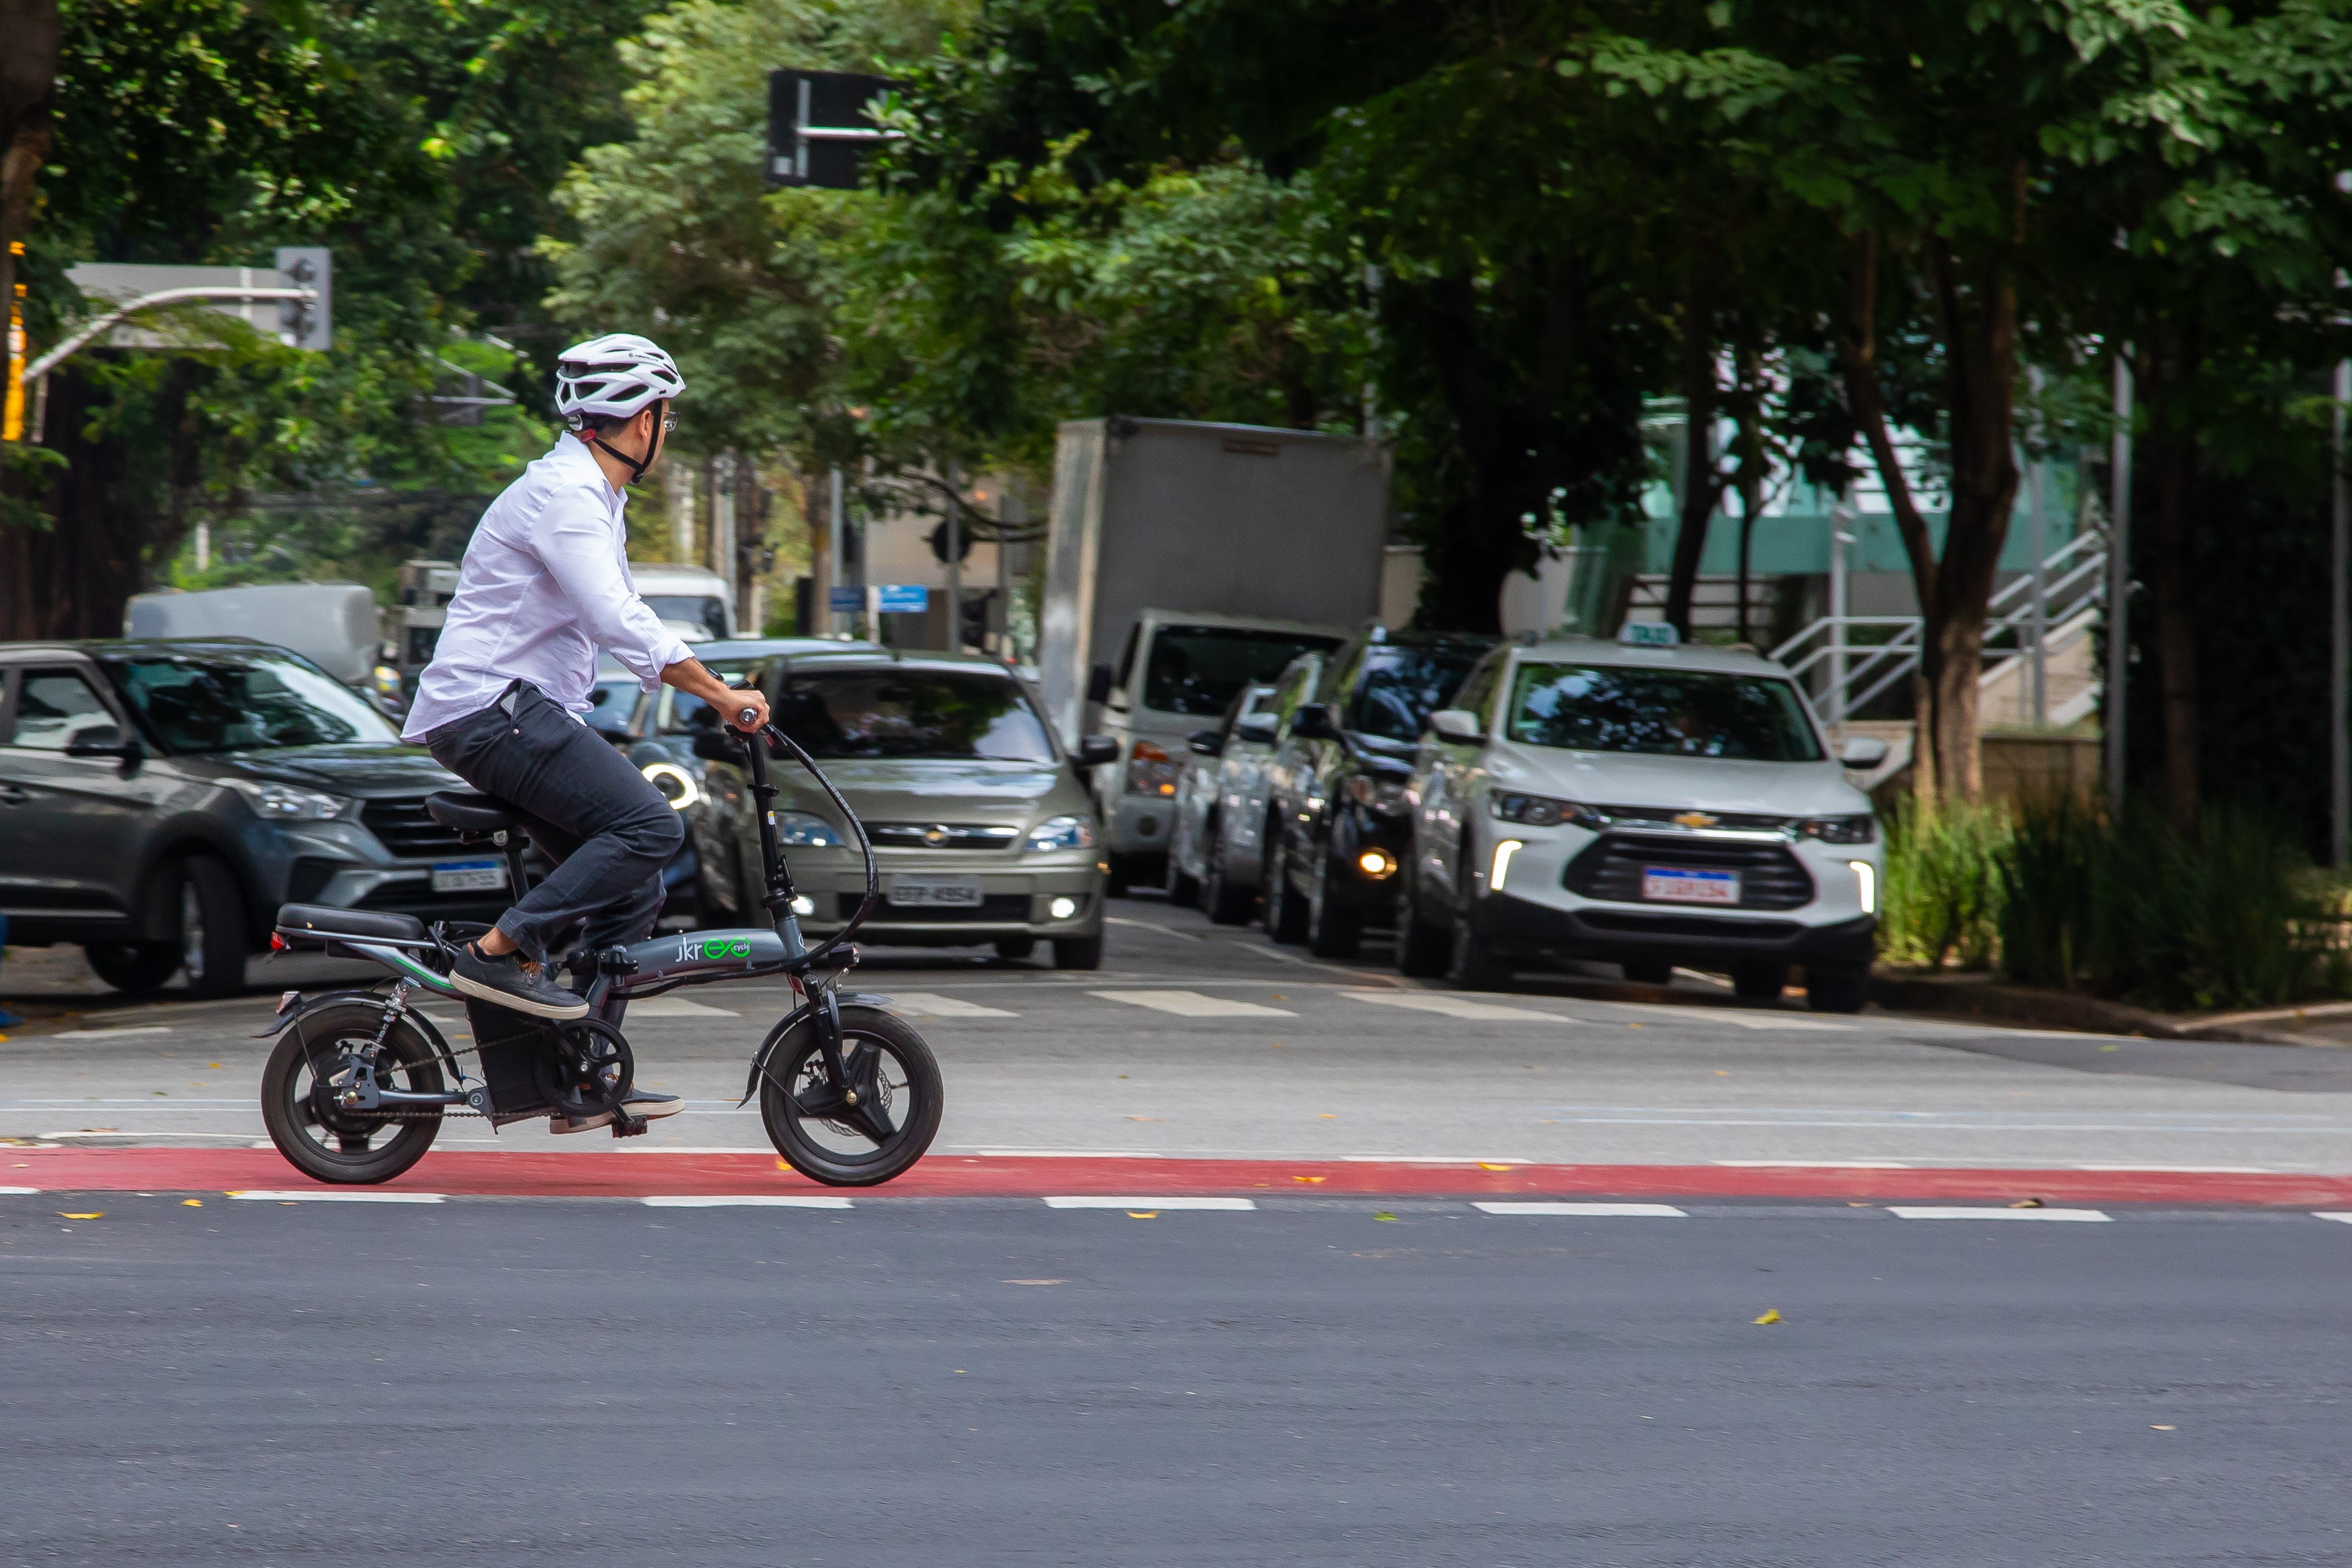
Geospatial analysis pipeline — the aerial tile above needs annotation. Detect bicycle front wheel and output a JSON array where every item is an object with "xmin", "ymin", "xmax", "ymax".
[{"xmin": 758, "ymin": 1003, "xmax": 943, "ymax": 1187}]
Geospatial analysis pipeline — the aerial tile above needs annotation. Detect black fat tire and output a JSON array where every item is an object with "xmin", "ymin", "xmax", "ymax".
[
  {"xmin": 759, "ymin": 1004, "xmax": 944, "ymax": 1187},
  {"xmin": 1164, "ymin": 850, "xmax": 1201, "ymax": 908},
  {"xmin": 1263, "ymin": 832, "xmax": 1310, "ymax": 945},
  {"xmin": 994, "ymin": 935, "xmax": 1036, "ymax": 960},
  {"xmin": 1449, "ymin": 917, "xmax": 1514, "ymax": 992},
  {"xmin": 84, "ymin": 942, "xmax": 181, "ymax": 993},
  {"xmin": 1620, "ymin": 957, "xmax": 1673, "ymax": 986},
  {"xmin": 1201, "ymin": 839, "xmax": 1254, "ymax": 925},
  {"xmin": 259, "ymin": 1003, "xmax": 446, "ymax": 1185},
  {"xmin": 178, "ymin": 855, "xmax": 248, "ymax": 1000},
  {"xmin": 1052, "ymin": 933, "xmax": 1104, "ymax": 969},
  {"xmin": 1732, "ymin": 962, "xmax": 1790, "ymax": 1002},
  {"xmin": 1806, "ymin": 966, "xmax": 1870, "ymax": 1014},
  {"xmin": 1395, "ymin": 871, "xmax": 1451, "ymax": 978},
  {"xmin": 1305, "ymin": 847, "xmax": 1361, "ymax": 960}
]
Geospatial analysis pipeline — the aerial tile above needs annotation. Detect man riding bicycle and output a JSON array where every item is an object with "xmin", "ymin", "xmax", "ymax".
[{"xmin": 399, "ymin": 334, "xmax": 770, "ymax": 1102}]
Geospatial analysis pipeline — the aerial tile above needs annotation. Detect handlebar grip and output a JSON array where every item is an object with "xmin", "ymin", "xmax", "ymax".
[{"xmin": 737, "ymin": 707, "xmax": 761, "ymax": 727}]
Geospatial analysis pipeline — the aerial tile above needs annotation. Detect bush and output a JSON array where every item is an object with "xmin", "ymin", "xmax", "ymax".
[{"xmin": 1880, "ymin": 801, "xmax": 2011, "ymax": 970}]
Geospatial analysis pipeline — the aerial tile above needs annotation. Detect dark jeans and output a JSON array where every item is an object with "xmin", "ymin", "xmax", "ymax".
[{"xmin": 424, "ymin": 682, "xmax": 683, "ymax": 966}]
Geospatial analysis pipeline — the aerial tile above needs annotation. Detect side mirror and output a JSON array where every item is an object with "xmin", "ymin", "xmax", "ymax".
[
  {"xmin": 1234, "ymin": 713, "xmax": 1279, "ymax": 745},
  {"xmin": 1188, "ymin": 729, "xmax": 1224, "ymax": 758},
  {"xmin": 64, "ymin": 725, "xmax": 142, "ymax": 764},
  {"xmin": 1430, "ymin": 708, "xmax": 1483, "ymax": 744},
  {"xmin": 1289, "ymin": 703, "xmax": 1341, "ymax": 742},
  {"xmin": 691, "ymin": 728, "xmax": 744, "ymax": 764},
  {"xmin": 1840, "ymin": 736, "xmax": 1891, "ymax": 769},
  {"xmin": 1075, "ymin": 735, "xmax": 1120, "ymax": 767},
  {"xmin": 1085, "ymin": 664, "xmax": 1114, "ymax": 705}
]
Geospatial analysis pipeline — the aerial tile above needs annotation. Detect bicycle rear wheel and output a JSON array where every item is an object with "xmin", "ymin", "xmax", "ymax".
[
  {"xmin": 260, "ymin": 1003, "xmax": 446, "ymax": 1184},
  {"xmin": 758, "ymin": 1003, "xmax": 942, "ymax": 1187}
]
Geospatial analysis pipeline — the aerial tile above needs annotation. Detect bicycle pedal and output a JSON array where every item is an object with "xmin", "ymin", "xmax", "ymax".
[{"xmin": 610, "ymin": 1110, "xmax": 648, "ymax": 1138}]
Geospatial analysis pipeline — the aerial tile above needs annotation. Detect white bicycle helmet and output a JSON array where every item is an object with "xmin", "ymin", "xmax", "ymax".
[{"xmin": 553, "ymin": 333, "xmax": 686, "ymax": 427}]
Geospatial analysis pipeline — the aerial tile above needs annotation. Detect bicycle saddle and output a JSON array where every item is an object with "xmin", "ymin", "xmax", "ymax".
[{"xmin": 426, "ymin": 789, "xmax": 523, "ymax": 834}]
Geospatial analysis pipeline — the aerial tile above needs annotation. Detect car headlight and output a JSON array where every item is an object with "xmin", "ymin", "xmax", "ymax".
[
  {"xmin": 1125, "ymin": 741, "xmax": 1180, "ymax": 797},
  {"xmin": 1489, "ymin": 791, "xmax": 1600, "ymax": 829},
  {"xmin": 1801, "ymin": 814, "xmax": 1877, "ymax": 844},
  {"xmin": 1027, "ymin": 814, "xmax": 1096, "ymax": 852},
  {"xmin": 1348, "ymin": 775, "xmax": 1414, "ymax": 816},
  {"xmin": 776, "ymin": 810, "xmax": 842, "ymax": 847},
  {"xmin": 225, "ymin": 778, "xmax": 348, "ymax": 821},
  {"xmin": 640, "ymin": 761, "xmax": 702, "ymax": 810}
]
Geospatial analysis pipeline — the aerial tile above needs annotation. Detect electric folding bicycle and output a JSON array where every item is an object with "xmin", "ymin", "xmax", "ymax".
[{"xmin": 257, "ymin": 707, "xmax": 941, "ymax": 1187}]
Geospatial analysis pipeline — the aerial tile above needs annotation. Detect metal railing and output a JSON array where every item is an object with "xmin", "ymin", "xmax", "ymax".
[{"xmin": 1770, "ymin": 529, "xmax": 2108, "ymax": 726}]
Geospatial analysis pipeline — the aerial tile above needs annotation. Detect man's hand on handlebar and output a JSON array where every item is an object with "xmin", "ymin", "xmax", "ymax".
[{"xmin": 659, "ymin": 657, "xmax": 770, "ymax": 735}]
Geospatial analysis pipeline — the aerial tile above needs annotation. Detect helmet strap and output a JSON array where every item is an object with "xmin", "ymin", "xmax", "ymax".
[{"xmin": 585, "ymin": 404, "xmax": 664, "ymax": 487}]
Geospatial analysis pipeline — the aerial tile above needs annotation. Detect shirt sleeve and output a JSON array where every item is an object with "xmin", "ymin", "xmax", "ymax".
[{"xmin": 534, "ymin": 483, "xmax": 696, "ymax": 691}]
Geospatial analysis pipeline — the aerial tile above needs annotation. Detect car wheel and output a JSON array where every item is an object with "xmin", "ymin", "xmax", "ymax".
[
  {"xmin": 1805, "ymin": 966, "xmax": 1870, "ymax": 1014},
  {"xmin": 1395, "ymin": 867, "xmax": 1451, "ymax": 978},
  {"xmin": 1052, "ymin": 933, "xmax": 1104, "ymax": 970},
  {"xmin": 1201, "ymin": 840, "xmax": 1254, "ymax": 926},
  {"xmin": 1732, "ymin": 962, "xmax": 1790, "ymax": 1002},
  {"xmin": 1263, "ymin": 830, "xmax": 1309, "ymax": 945},
  {"xmin": 1305, "ymin": 844, "xmax": 1361, "ymax": 960},
  {"xmin": 1449, "ymin": 916, "xmax": 1514, "ymax": 992},
  {"xmin": 83, "ymin": 941, "xmax": 182, "ymax": 993},
  {"xmin": 177, "ymin": 855, "xmax": 248, "ymax": 1000},
  {"xmin": 1620, "ymin": 957, "xmax": 1673, "ymax": 986},
  {"xmin": 994, "ymin": 936, "xmax": 1036, "ymax": 961}
]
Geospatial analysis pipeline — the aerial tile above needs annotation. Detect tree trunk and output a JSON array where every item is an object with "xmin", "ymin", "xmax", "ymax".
[
  {"xmin": 1733, "ymin": 336, "xmax": 1764, "ymax": 647},
  {"xmin": 0, "ymin": 0, "xmax": 59, "ymax": 317},
  {"xmin": 2141, "ymin": 340, "xmax": 2201, "ymax": 831},
  {"xmin": 1664, "ymin": 276, "xmax": 1718, "ymax": 639}
]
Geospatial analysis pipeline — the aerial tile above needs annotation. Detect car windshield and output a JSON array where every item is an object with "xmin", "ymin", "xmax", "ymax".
[
  {"xmin": 1144, "ymin": 626, "xmax": 1342, "ymax": 716},
  {"xmin": 1349, "ymin": 644, "xmax": 1487, "ymax": 742},
  {"xmin": 662, "ymin": 659, "xmax": 759, "ymax": 734},
  {"xmin": 772, "ymin": 670, "xmax": 1056, "ymax": 762},
  {"xmin": 101, "ymin": 651, "xmax": 401, "ymax": 755},
  {"xmin": 1505, "ymin": 663, "xmax": 1823, "ymax": 762},
  {"xmin": 641, "ymin": 593, "xmax": 727, "ymax": 641}
]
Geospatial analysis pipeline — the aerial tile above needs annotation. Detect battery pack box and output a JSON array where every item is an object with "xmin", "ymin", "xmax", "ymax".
[{"xmin": 463, "ymin": 998, "xmax": 561, "ymax": 1125}]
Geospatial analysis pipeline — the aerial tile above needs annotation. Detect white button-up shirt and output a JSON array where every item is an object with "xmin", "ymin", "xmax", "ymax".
[{"xmin": 401, "ymin": 436, "xmax": 696, "ymax": 741}]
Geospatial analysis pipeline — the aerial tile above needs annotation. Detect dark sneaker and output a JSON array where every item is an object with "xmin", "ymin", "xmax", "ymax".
[
  {"xmin": 548, "ymin": 1089, "xmax": 682, "ymax": 1135},
  {"xmin": 450, "ymin": 943, "xmax": 590, "ymax": 1020}
]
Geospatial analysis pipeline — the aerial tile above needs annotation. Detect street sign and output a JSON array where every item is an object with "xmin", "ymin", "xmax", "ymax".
[
  {"xmin": 874, "ymin": 585, "xmax": 928, "ymax": 614},
  {"xmin": 766, "ymin": 70, "xmax": 900, "ymax": 189},
  {"xmin": 1619, "ymin": 621, "xmax": 1681, "ymax": 647},
  {"xmin": 828, "ymin": 586, "xmax": 865, "ymax": 614}
]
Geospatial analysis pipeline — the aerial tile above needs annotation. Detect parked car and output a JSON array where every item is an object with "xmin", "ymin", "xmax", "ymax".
[
  {"xmin": 585, "ymin": 637, "xmax": 877, "ymax": 926},
  {"xmin": 693, "ymin": 647, "xmax": 1115, "ymax": 966},
  {"xmin": 1400, "ymin": 634, "xmax": 1888, "ymax": 1011},
  {"xmin": 1163, "ymin": 682, "xmax": 1274, "ymax": 911},
  {"xmin": 1194, "ymin": 649, "xmax": 1333, "ymax": 926},
  {"xmin": 0, "ymin": 637, "xmax": 498, "ymax": 997},
  {"xmin": 1258, "ymin": 629, "xmax": 1497, "ymax": 957}
]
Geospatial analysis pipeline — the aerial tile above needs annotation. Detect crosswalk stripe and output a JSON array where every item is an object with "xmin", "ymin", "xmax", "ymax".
[
  {"xmin": 1886, "ymin": 1206, "xmax": 2112, "ymax": 1222},
  {"xmin": 885, "ymin": 993, "xmax": 1020, "ymax": 1019},
  {"xmin": 227, "ymin": 1190, "xmax": 446, "ymax": 1203},
  {"xmin": 1090, "ymin": 990, "xmax": 1295, "ymax": 1018},
  {"xmin": 1342, "ymin": 991, "xmax": 1574, "ymax": 1022},
  {"xmin": 1042, "ymin": 1196, "xmax": 1257, "ymax": 1210},
  {"xmin": 1474, "ymin": 1201, "xmax": 1688, "ymax": 1218},
  {"xmin": 641, "ymin": 1195, "xmax": 852, "ymax": 1209}
]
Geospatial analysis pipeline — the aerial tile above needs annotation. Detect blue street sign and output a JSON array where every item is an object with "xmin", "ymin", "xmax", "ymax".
[
  {"xmin": 874, "ymin": 585, "xmax": 929, "ymax": 614},
  {"xmin": 828, "ymin": 586, "xmax": 863, "ymax": 613}
]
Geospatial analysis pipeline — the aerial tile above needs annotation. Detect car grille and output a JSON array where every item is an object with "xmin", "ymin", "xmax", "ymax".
[
  {"xmin": 361, "ymin": 796, "xmax": 472, "ymax": 858},
  {"xmin": 1577, "ymin": 911, "xmax": 1804, "ymax": 941},
  {"xmin": 866, "ymin": 823, "xmax": 1024, "ymax": 850},
  {"xmin": 1564, "ymin": 833, "xmax": 1815, "ymax": 911},
  {"xmin": 1594, "ymin": 804, "xmax": 1797, "ymax": 833},
  {"xmin": 839, "ymin": 892, "xmax": 1032, "ymax": 923}
]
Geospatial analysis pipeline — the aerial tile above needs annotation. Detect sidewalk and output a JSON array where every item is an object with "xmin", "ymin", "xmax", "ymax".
[{"xmin": 1871, "ymin": 968, "xmax": 2352, "ymax": 1048}]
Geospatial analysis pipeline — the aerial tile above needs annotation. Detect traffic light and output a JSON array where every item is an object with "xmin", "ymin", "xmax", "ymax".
[
  {"xmin": 766, "ymin": 70, "xmax": 900, "ymax": 190},
  {"xmin": 274, "ymin": 246, "xmax": 332, "ymax": 350}
]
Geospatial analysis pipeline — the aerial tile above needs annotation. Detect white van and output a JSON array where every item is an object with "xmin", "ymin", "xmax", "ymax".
[
  {"xmin": 628, "ymin": 564, "xmax": 734, "ymax": 642},
  {"xmin": 1400, "ymin": 634, "xmax": 1887, "ymax": 1012}
]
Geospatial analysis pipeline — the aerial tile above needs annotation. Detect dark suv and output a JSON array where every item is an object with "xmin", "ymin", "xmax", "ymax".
[
  {"xmin": 1259, "ymin": 628, "xmax": 1495, "ymax": 957},
  {"xmin": 0, "ymin": 639, "xmax": 506, "ymax": 997}
]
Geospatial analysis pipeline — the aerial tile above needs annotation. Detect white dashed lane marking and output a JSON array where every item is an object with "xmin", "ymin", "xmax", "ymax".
[
  {"xmin": 641, "ymin": 1195, "xmax": 851, "ymax": 1209},
  {"xmin": 1886, "ymin": 1206, "xmax": 2112, "ymax": 1222},
  {"xmin": 2313, "ymin": 1212, "xmax": 2352, "ymax": 1224},
  {"xmin": 1042, "ymin": 1196, "xmax": 1257, "ymax": 1210},
  {"xmin": 1474, "ymin": 1201, "xmax": 1689, "ymax": 1218},
  {"xmin": 0, "ymin": 1186, "xmax": 39, "ymax": 1195},
  {"xmin": 1090, "ymin": 991, "xmax": 1295, "ymax": 1018},
  {"xmin": 227, "ymin": 1190, "xmax": 446, "ymax": 1204},
  {"xmin": 885, "ymin": 993, "xmax": 1021, "ymax": 1019},
  {"xmin": 1341, "ymin": 991, "xmax": 1578, "ymax": 1023}
]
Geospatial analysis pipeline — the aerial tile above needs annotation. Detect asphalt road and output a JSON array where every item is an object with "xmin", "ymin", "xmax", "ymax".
[
  {"xmin": 6, "ymin": 1193, "xmax": 2350, "ymax": 1567},
  {"xmin": 10, "ymin": 897, "xmax": 2352, "ymax": 1172}
]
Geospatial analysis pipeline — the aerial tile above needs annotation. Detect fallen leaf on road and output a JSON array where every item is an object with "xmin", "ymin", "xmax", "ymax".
[
  {"xmin": 1478, "ymin": 1162, "xmax": 1514, "ymax": 1171},
  {"xmin": 1127, "ymin": 1116, "xmax": 1160, "ymax": 1122},
  {"xmin": 208, "ymin": 1062, "xmax": 222, "ymax": 1069},
  {"xmin": 2101, "ymin": 1044, "xmax": 2121, "ymax": 1052},
  {"xmin": 1752, "ymin": 1308, "xmax": 1781, "ymax": 1325},
  {"xmin": 1319, "ymin": 1113, "xmax": 1336, "ymax": 1120},
  {"xmin": 1127, "ymin": 1211, "xmax": 1158, "ymax": 1219},
  {"xmin": 181, "ymin": 1199, "xmax": 202, "ymax": 1207},
  {"xmin": 1374, "ymin": 1212, "xmax": 1398, "ymax": 1222},
  {"xmin": 58, "ymin": 1212, "xmax": 102, "ymax": 1221},
  {"xmin": 1293, "ymin": 1175, "xmax": 1326, "ymax": 1183},
  {"xmin": 2010, "ymin": 1198, "xmax": 2044, "ymax": 1209}
]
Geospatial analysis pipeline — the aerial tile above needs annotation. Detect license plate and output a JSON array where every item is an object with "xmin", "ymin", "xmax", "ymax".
[
  {"xmin": 1642, "ymin": 866, "xmax": 1739, "ymax": 906},
  {"xmin": 887, "ymin": 875, "xmax": 984, "ymax": 909},
  {"xmin": 431, "ymin": 859, "xmax": 508, "ymax": 894}
]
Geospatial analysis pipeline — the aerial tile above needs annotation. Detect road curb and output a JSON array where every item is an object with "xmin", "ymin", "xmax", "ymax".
[{"xmin": 1868, "ymin": 972, "xmax": 2349, "ymax": 1047}]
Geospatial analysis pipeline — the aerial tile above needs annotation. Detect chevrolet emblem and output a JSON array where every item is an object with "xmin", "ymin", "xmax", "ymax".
[
  {"xmin": 1673, "ymin": 810, "xmax": 1718, "ymax": 829},
  {"xmin": 923, "ymin": 826, "xmax": 951, "ymax": 846}
]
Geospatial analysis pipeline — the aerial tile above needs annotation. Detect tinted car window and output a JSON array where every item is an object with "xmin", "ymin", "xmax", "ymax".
[
  {"xmin": 101, "ymin": 651, "xmax": 399, "ymax": 755},
  {"xmin": 1349, "ymin": 645, "xmax": 1487, "ymax": 742},
  {"xmin": 641, "ymin": 594, "xmax": 727, "ymax": 641},
  {"xmin": 1506, "ymin": 664, "xmax": 1823, "ymax": 762},
  {"xmin": 1143, "ymin": 626, "xmax": 1343, "ymax": 717},
  {"xmin": 8, "ymin": 670, "xmax": 115, "ymax": 751},
  {"xmin": 772, "ymin": 671, "xmax": 1056, "ymax": 762}
]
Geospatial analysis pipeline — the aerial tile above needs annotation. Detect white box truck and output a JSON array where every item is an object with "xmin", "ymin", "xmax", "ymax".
[{"xmin": 1038, "ymin": 417, "xmax": 1393, "ymax": 889}]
